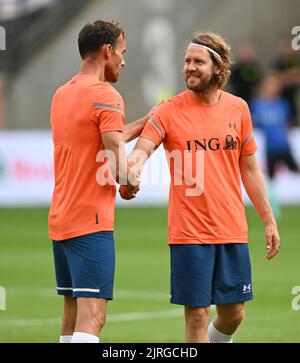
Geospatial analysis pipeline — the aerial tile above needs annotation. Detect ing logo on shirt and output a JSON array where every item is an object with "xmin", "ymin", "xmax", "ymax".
[{"xmin": 186, "ymin": 135, "xmax": 238, "ymax": 152}]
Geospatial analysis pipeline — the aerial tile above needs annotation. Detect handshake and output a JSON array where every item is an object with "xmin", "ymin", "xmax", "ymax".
[
  {"xmin": 119, "ymin": 183, "xmax": 140, "ymax": 200},
  {"xmin": 119, "ymin": 167, "xmax": 141, "ymax": 200}
]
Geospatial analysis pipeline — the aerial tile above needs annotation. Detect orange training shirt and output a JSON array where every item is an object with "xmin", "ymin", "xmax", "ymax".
[
  {"xmin": 141, "ymin": 90, "xmax": 257, "ymax": 244},
  {"xmin": 49, "ymin": 74, "xmax": 125, "ymax": 241}
]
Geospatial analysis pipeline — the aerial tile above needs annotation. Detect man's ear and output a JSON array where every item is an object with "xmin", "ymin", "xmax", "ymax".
[
  {"xmin": 214, "ymin": 65, "xmax": 221, "ymax": 76},
  {"xmin": 102, "ymin": 44, "xmax": 113, "ymax": 60}
]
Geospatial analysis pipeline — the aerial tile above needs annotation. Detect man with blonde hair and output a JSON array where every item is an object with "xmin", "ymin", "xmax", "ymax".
[{"xmin": 120, "ymin": 32, "xmax": 280, "ymax": 343}]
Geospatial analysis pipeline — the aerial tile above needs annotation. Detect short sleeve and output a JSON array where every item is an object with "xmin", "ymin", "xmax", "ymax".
[
  {"xmin": 93, "ymin": 88, "xmax": 125, "ymax": 134},
  {"xmin": 240, "ymin": 99, "xmax": 257, "ymax": 155},
  {"xmin": 141, "ymin": 108, "xmax": 168, "ymax": 146}
]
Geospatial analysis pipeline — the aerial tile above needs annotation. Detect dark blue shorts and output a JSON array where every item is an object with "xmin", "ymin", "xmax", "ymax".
[
  {"xmin": 170, "ymin": 244, "xmax": 253, "ymax": 307},
  {"xmin": 52, "ymin": 231, "xmax": 115, "ymax": 299}
]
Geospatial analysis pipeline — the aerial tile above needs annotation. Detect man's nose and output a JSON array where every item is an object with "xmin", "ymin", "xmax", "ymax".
[{"xmin": 187, "ymin": 62, "xmax": 196, "ymax": 72}]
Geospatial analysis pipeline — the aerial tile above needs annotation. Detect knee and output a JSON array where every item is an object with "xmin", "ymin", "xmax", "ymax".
[
  {"xmin": 230, "ymin": 306, "xmax": 245, "ymax": 326},
  {"xmin": 186, "ymin": 308, "xmax": 210, "ymax": 330},
  {"xmin": 220, "ymin": 307, "xmax": 245, "ymax": 328},
  {"xmin": 233, "ymin": 310, "xmax": 244, "ymax": 326}
]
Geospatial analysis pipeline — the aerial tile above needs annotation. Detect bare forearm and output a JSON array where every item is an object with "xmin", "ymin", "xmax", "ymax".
[
  {"xmin": 240, "ymin": 154, "xmax": 280, "ymax": 259},
  {"xmin": 101, "ymin": 131, "xmax": 128, "ymax": 185},
  {"xmin": 241, "ymin": 166, "xmax": 275, "ymax": 225},
  {"xmin": 126, "ymin": 137, "xmax": 157, "ymax": 187},
  {"xmin": 123, "ymin": 117, "xmax": 148, "ymax": 143}
]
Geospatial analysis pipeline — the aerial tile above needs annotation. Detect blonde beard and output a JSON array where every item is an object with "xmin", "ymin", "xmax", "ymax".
[{"xmin": 186, "ymin": 75, "xmax": 217, "ymax": 93}]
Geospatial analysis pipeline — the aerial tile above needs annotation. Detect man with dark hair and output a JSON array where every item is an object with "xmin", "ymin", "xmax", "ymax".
[
  {"xmin": 78, "ymin": 20, "xmax": 125, "ymax": 61},
  {"xmin": 49, "ymin": 20, "xmax": 149, "ymax": 343},
  {"xmin": 121, "ymin": 31, "xmax": 280, "ymax": 343}
]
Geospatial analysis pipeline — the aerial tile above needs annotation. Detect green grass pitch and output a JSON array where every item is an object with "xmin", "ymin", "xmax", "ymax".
[{"xmin": 0, "ymin": 206, "xmax": 299, "ymax": 342}]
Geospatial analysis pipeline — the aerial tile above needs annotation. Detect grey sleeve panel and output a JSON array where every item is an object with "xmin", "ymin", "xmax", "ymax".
[
  {"xmin": 241, "ymin": 132, "xmax": 253, "ymax": 147},
  {"xmin": 93, "ymin": 102, "xmax": 124, "ymax": 116},
  {"xmin": 149, "ymin": 118, "xmax": 164, "ymax": 139}
]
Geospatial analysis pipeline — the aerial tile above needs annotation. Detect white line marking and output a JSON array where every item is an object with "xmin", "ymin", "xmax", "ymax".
[
  {"xmin": 0, "ymin": 309, "xmax": 183, "ymax": 328},
  {"xmin": 107, "ymin": 309, "xmax": 182, "ymax": 322}
]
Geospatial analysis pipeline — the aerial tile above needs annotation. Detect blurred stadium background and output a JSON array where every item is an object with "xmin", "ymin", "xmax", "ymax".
[{"xmin": 0, "ymin": 0, "xmax": 300, "ymax": 342}]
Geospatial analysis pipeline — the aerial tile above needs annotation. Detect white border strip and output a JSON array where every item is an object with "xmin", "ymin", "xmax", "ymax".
[{"xmin": 73, "ymin": 288, "xmax": 100, "ymax": 293}]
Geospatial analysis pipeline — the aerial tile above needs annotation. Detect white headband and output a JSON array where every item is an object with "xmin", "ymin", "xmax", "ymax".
[{"xmin": 189, "ymin": 43, "xmax": 222, "ymax": 61}]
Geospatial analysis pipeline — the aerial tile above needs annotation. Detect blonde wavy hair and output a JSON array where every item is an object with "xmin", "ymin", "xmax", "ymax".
[{"xmin": 190, "ymin": 32, "xmax": 233, "ymax": 88}]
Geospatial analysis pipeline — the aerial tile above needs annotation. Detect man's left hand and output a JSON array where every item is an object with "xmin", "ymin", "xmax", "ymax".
[{"xmin": 265, "ymin": 223, "xmax": 280, "ymax": 260}]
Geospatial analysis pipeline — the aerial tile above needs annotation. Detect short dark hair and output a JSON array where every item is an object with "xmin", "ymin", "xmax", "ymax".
[{"xmin": 78, "ymin": 20, "xmax": 125, "ymax": 59}]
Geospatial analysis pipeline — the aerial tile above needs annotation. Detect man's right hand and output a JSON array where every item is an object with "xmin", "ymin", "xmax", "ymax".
[{"xmin": 119, "ymin": 184, "xmax": 139, "ymax": 200}]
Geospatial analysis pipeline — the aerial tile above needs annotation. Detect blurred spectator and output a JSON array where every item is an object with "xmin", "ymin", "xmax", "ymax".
[
  {"xmin": 0, "ymin": 0, "xmax": 55, "ymax": 20},
  {"xmin": 273, "ymin": 37, "xmax": 300, "ymax": 126},
  {"xmin": 230, "ymin": 42, "xmax": 262, "ymax": 104},
  {"xmin": 251, "ymin": 73, "xmax": 299, "ymax": 219}
]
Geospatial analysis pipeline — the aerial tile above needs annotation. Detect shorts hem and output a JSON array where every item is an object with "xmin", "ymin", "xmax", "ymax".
[
  {"xmin": 56, "ymin": 290, "xmax": 113, "ymax": 300},
  {"xmin": 170, "ymin": 294, "xmax": 253, "ymax": 307},
  {"xmin": 57, "ymin": 290, "xmax": 73, "ymax": 296},
  {"xmin": 170, "ymin": 299, "xmax": 210, "ymax": 307},
  {"xmin": 212, "ymin": 294, "xmax": 254, "ymax": 305},
  {"xmin": 72, "ymin": 292, "xmax": 113, "ymax": 299}
]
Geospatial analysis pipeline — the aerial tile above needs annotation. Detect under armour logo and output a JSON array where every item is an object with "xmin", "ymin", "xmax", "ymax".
[
  {"xmin": 243, "ymin": 284, "xmax": 251, "ymax": 293},
  {"xmin": 229, "ymin": 122, "xmax": 237, "ymax": 129}
]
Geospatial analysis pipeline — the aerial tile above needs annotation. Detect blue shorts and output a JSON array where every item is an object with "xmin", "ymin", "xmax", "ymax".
[
  {"xmin": 52, "ymin": 231, "xmax": 115, "ymax": 299},
  {"xmin": 170, "ymin": 244, "xmax": 253, "ymax": 307}
]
